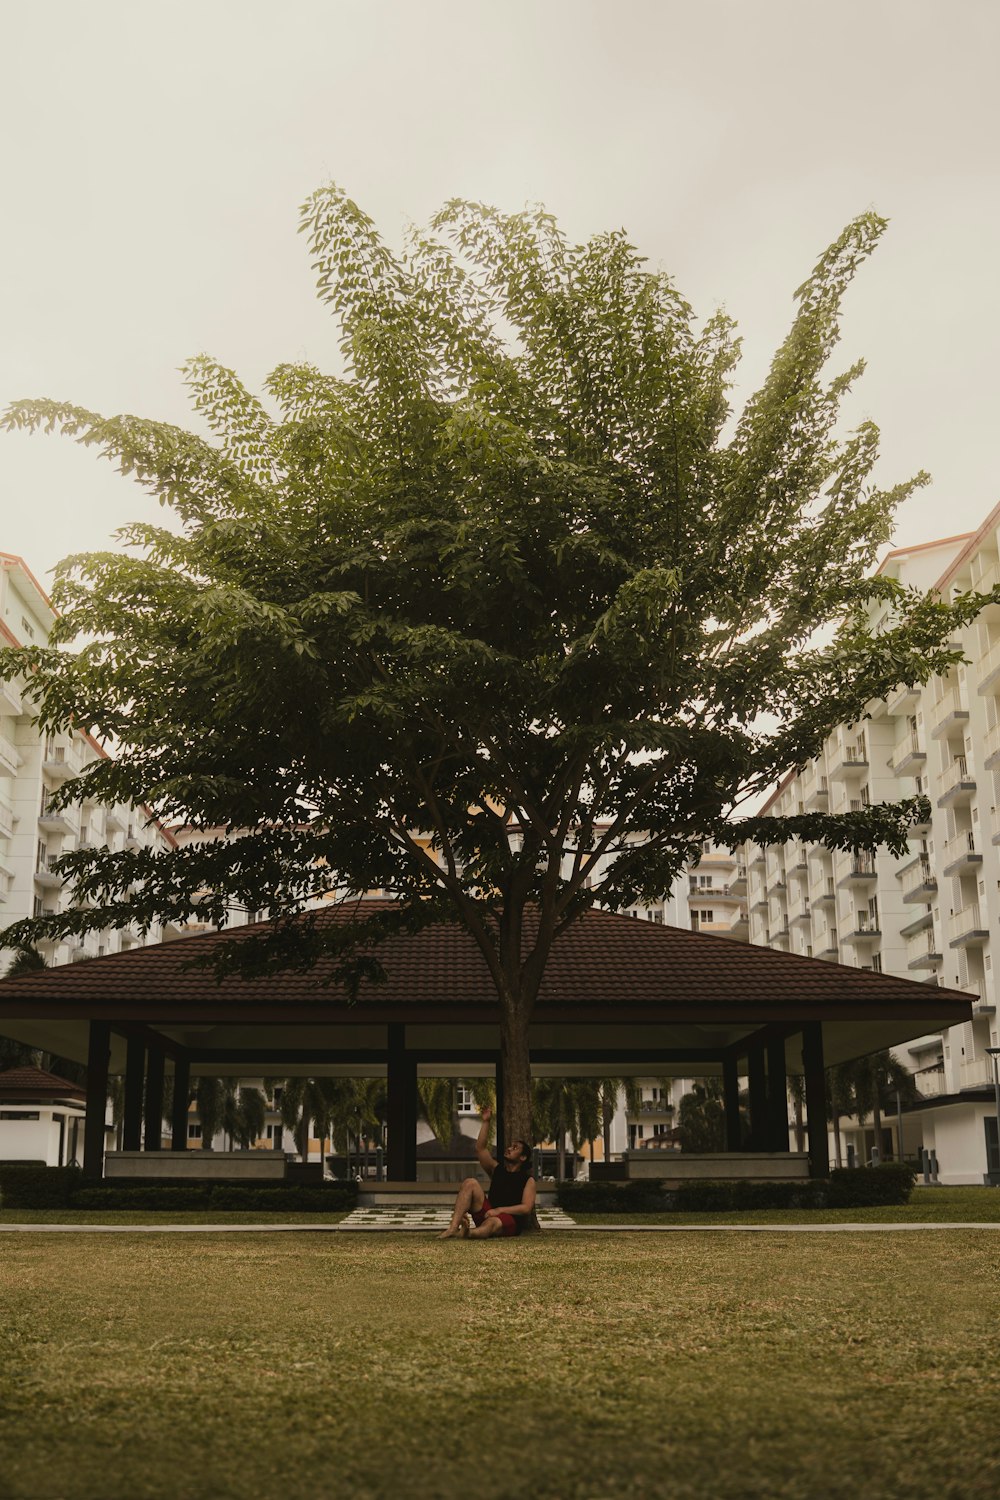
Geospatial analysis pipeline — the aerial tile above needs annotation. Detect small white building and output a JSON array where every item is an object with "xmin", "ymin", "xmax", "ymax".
[{"xmin": 0, "ymin": 1065, "xmax": 87, "ymax": 1167}]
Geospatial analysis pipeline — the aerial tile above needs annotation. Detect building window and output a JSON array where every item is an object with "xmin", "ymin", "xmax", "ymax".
[
  {"xmin": 20, "ymin": 616, "xmax": 35, "ymax": 640},
  {"xmin": 871, "ymin": 953, "xmax": 882, "ymax": 973},
  {"xmin": 1, "ymin": 1110, "xmax": 40, "ymax": 1120},
  {"xmin": 455, "ymin": 1085, "xmax": 477, "ymax": 1114},
  {"xmin": 187, "ymin": 1123, "xmax": 202, "ymax": 1139}
]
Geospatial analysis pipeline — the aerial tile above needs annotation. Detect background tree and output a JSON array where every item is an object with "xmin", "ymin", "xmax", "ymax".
[
  {"xmin": 1, "ymin": 188, "xmax": 993, "ymax": 1145},
  {"xmin": 676, "ymin": 1079, "xmax": 729, "ymax": 1153}
]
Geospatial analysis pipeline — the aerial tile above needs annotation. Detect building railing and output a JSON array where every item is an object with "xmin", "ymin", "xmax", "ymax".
[
  {"xmin": 949, "ymin": 904, "xmax": 987, "ymax": 943},
  {"xmin": 930, "ymin": 686, "xmax": 967, "ymax": 728},
  {"xmin": 943, "ymin": 829, "xmax": 977, "ymax": 866},
  {"xmin": 939, "ymin": 755, "xmax": 974, "ymax": 795}
]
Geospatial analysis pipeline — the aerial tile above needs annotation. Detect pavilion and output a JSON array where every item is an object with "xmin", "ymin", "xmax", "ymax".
[{"xmin": 0, "ymin": 902, "xmax": 972, "ymax": 1180}]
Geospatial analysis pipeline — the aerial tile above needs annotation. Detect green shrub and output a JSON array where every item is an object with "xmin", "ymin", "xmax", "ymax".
[
  {"xmin": 826, "ymin": 1162, "xmax": 915, "ymax": 1207},
  {"xmin": 556, "ymin": 1180, "xmax": 670, "ymax": 1213},
  {"xmin": 674, "ymin": 1179, "xmax": 827, "ymax": 1212},
  {"xmin": 0, "ymin": 1165, "xmax": 83, "ymax": 1209},
  {"xmin": 69, "ymin": 1181, "xmax": 358, "ymax": 1213}
]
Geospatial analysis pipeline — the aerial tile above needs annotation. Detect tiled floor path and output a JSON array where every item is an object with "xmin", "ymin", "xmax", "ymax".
[{"xmin": 338, "ymin": 1205, "xmax": 578, "ymax": 1231}]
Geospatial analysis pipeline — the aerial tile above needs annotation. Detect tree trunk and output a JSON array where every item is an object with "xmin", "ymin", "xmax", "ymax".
[
  {"xmin": 602, "ymin": 1101, "xmax": 612, "ymax": 1165},
  {"xmin": 498, "ymin": 999, "xmax": 533, "ymax": 1143},
  {"xmin": 556, "ymin": 1104, "xmax": 566, "ymax": 1181},
  {"xmin": 872, "ymin": 1100, "xmax": 884, "ymax": 1163},
  {"xmin": 832, "ymin": 1108, "xmax": 842, "ymax": 1169}
]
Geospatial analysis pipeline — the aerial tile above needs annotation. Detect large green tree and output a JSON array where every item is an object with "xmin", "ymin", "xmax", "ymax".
[{"xmin": 0, "ymin": 187, "xmax": 992, "ymax": 1142}]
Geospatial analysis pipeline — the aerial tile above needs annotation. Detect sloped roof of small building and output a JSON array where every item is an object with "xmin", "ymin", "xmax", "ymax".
[{"xmin": 0, "ymin": 1065, "xmax": 85, "ymax": 1101}]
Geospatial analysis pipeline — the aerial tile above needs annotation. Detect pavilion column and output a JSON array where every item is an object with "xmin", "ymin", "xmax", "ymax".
[
  {"xmin": 386, "ymin": 1025, "xmax": 417, "ymax": 1180},
  {"xmin": 766, "ymin": 1034, "xmax": 789, "ymax": 1152},
  {"xmin": 83, "ymin": 1020, "xmax": 111, "ymax": 1180},
  {"xmin": 747, "ymin": 1046, "xmax": 768, "ymax": 1151},
  {"xmin": 722, "ymin": 1054, "xmax": 742, "ymax": 1151},
  {"xmin": 122, "ymin": 1034, "xmax": 145, "ymax": 1152},
  {"xmin": 802, "ymin": 1021, "xmax": 830, "ymax": 1178},
  {"xmin": 170, "ymin": 1053, "xmax": 190, "ymax": 1152},
  {"xmin": 494, "ymin": 1055, "xmax": 506, "ymax": 1157},
  {"xmin": 144, "ymin": 1041, "xmax": 165, "ymax": 1152}
]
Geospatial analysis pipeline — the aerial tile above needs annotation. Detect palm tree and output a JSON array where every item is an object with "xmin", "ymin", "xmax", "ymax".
[
  {"xmin": 1, "ymin": 949, "xmax": 45, "ymax": 1072},
  {"xmin": 676, "ymin": 1079, "xmax": 727, "ymax": 1153},
  {"xmin": 417, "ymin": 1078, "xmax": 456, "ymax": 1147},
  {"xmin": 844, "ymin": 1051, "xmax": 917, "ymax": 1162},
  {"xmin": 195, "ymin": 1077, "xmax": 228, "ymax": 1150}
]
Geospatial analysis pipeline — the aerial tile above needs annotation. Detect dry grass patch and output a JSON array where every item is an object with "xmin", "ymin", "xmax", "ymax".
[{"xmin": 1, "ymin": 1232, "xmax": 998, "ymax": 1499}]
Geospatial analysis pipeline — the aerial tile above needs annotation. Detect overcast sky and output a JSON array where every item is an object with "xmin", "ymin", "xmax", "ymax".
[{"xmin": 2, "ymin": 0, "xmax": 998, "ymax": 586}]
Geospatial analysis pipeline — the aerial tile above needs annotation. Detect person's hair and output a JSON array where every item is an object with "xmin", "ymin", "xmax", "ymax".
[{"xmin": 510, "ymin": 1138, "xmax": 532, "ymax": 1167}]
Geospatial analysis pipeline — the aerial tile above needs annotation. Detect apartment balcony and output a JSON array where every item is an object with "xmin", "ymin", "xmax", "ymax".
[
  {"xmin": 42, "ymin": 744, "xmax": 79, "ymax": 782},
  {"xmin": 937, "ymin": 755, "xmax": 976, "ymax": 809},
  {"xmin": 948, "ymin": 904, "xmax": 989, "ymax": 948},
  {"xmin": 105, "ymin": 806, "xmax": 127, "ymax": 834},
  {"xmin": 976, "ymin": 637, "xmax": 1000, "ymax": 696},
  {"xmin": 0, "ymin": 733, "xmax": 20, "ymax": 778},
  {"xmin": 0, "ymin": 678, "xmax": 22, "ymax": 715},
  {"xmin": 33, "ymin": 856, "xmax": 63, "ymax": 890},
  {"xmin": 789, "ymin": 900, "xmax": 812, "ymax": 927},
  {"xmin": 125, "ymin": 825, "xmax": 141, "ymax": 851},
  {"xmin": 906, "ymin": 930, "xmax": 943, "ymax": 970},
  {"xmin": 810, "ymin": 877, "xmax": 837, "ymax": 907},
  {"xmin": 0, "ymin": 802, "xmax": 14, "ymax": 839},
  {"xmin": 929, "ymin": 687, "xmax": 970, "ymax": 740},
  {"xmin": 958, "ymin": 1057, "xmax": 994, "ymax": 1089},
  {"xmin": 816, "ymin": 931, "xmax": 839, "ymax": 960},
  {"xmin": 983, "ymin": 720, "xmax": 1000, "ymax": 770},
  {"xmin": 837, "ymin": 856, "xmax": 878, "ymax": 889},
  {"xmin": 899, "ymin": 853, "xmax": 937, "ymax": 903},
  {"xmin": 914, "ymin": 1066, "xmax": 947, "ymax": 1099},
  {"xmin": 885, "ymin": 681, "xmax": 921, "ymax": 717},
  {"xmin": 765, "ymin": 870, "xmax": 787, "ymax": 898},
  {"xmin": 37, "ymin": 799, "xmax": 79, "ymax": 837},
  {"xmin": 829, "ymin": 736, "xmax": 869, "ymax": 780},
  {"xmin": 941, "ymin": 829, "xmax": 982, "ymax": 877},
  {"xmin": 714, "ymin": 906, "xmax": 749, "ymax": 940},
  {"xmin": 889, "ymin": 733, "xmax": 927, "ymax": 778},
  {"xmin": 843, "ymin": 913, "xmax": 881, "ymax": 944},
  {"xmin": 803, "ymin": 777, "xmax": 830, "ymax": 811},
  {"xmin": 725, "ymin": 865, "xmax": 747, "ymax": 897},
  {"xmin": 900, "ymin": 908, "xmax": 933, "ymax": 939}
]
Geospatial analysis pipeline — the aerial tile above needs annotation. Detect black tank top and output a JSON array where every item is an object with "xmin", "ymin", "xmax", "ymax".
[{"xmin": 488, "ymin": 1161, "xmax": 532, "ymax": 1209}]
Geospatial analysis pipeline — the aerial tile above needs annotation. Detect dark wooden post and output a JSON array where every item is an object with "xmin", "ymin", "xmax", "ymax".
[
  {"xmin": 802, "ymin": 1021, "xmax": 829, "ymax": 1178},
  {"xmin": 722, "ymin": 1055, "xmax": 742, "ymax": 1151},
  {"xmin": 144, "ymin": 1042, "xmax": 165, "ymax": 1152},
  {"xmin": 766, "ymin": 1034, "xmax": 789, "ymax": 1152},
  {"xmin": 494, "ymin": 1056, "xmax": 506, "ymax": 1157},
  {"xmin": 386, "ymin": 1025, "xmax": 417, "ymax": 1180},
  {"xmin": 171, "ymin": 1054, "xmax": 190, "ymax": 1152},
  {"xmin": 83, "ymin": 1021, "xmax": 111, "ymax": 1180},
  {"xmin": 747, "ymin": 1046, "xmax": 767, "ymax": 1151},
  {"xmin": 122, "ymin": 1034, "xmax": 145, "ymax": 1152}
]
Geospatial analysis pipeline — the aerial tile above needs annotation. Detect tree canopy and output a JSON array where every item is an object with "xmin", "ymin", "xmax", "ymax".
[{"xmin": 1, "ymin": 186, "xmax": 991, "ymax": 1135}]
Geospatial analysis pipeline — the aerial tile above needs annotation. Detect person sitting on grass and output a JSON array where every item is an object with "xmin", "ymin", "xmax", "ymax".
[{"xmin": 438, "ymin": 1106, "xmax": 536, "ymax": 1239}]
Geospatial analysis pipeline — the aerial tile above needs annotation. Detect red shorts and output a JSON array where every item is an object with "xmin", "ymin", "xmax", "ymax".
[{"xmin": 472, "ymin": 1196, "xmax": 521, "ymax": 1237}]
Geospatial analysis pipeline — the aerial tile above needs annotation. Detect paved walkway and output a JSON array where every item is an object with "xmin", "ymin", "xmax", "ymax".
[{"xmin": 2, "ymin": 1217, "xmax": 1000, "ymax": 1234}]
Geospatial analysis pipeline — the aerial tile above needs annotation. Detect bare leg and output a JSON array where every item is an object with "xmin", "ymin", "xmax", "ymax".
[
  {"xmin": 468, "ymin": 1216, "xmax": 504, "ymax": 1239},
  {"xmin": 438, "ymin": 1177, "xmax": 485, "ymax": 1238}
]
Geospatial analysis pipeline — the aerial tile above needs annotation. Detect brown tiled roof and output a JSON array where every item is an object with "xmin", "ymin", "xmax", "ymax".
[
  {"xmin": 0, "ymin": 902, "xmax": 973, "ymax": 1024},
  {"xmin": 0, "ymin": 1065, "xmax": 86, "ymax": 1100}
]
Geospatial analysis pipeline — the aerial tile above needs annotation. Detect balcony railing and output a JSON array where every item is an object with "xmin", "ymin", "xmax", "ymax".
[
  {"xmin": 942, "ymin": 829, "xmax": 979, "ymax": 871},
  {"xmin": 938, "ymin": 755, "xmax": 975, "ymax": 802},
  {"xmin": 0, "ymin": 733, "xmax": 19, "ymax": 778},
  {"xmin": 983, "ymin": 720, "xmax": 1000, "ymax": 765},
  {"xmin": 930, "ymin": 686, "xmax": 969, "ymax": 735},
  {"xmin": 906, "ymin": 930, "xmax": 942, "ymax": 968},
  {"xmin": 948, "ymin": 904, "xmax": 989, "ymax": 945},
  {"xmin": 900, "ymin": 854, "xmax": 936, "ymax": 901},
  {"xmin": 959, "ymin": 1058, "xmax": 993, "ymax": 1089},
  {"xmin": 976, "ymin": 637, "xmax": 1000, "ymax": 693}
]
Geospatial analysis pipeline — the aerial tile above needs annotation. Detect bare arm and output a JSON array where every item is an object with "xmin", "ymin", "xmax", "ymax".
[{"xmin": 475, "ymin": 1107, "xmax": 498, "ymax": 1175}]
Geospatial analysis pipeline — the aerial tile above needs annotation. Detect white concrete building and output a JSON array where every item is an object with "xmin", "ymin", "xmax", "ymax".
[
  {"xmin": 746, "ymin": 524, "xmax": 1000, "ymax": 1184},
  {"xmin": 0, "ymin": 552, "xmax": 176, "ymax": 972}
]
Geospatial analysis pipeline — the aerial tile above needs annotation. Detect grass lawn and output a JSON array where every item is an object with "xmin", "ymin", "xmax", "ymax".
[
  {"xmin": 2, "ymin": 1231, "xmax": 998, "ymax": 1500},
  {"xmin": 571, "ymin": 1185, "xmax": 1000, "ymax": 1226},
  {"xmin": 0, "ymin": 1209, "xmax": 348, "ymax": 1225}
]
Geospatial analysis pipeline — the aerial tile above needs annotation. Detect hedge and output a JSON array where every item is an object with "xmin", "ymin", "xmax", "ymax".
[
  {"xmin": 557, "ymin": 1163, "xmax": 916, "ymax": 1215},
  {"xmin": 69, "ymin": 1183, "xmax": 358, "ymax": 1212},
  {"xmin": 0, "ymin": 1165, "xmax": 83, "ymax": 1209}
]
